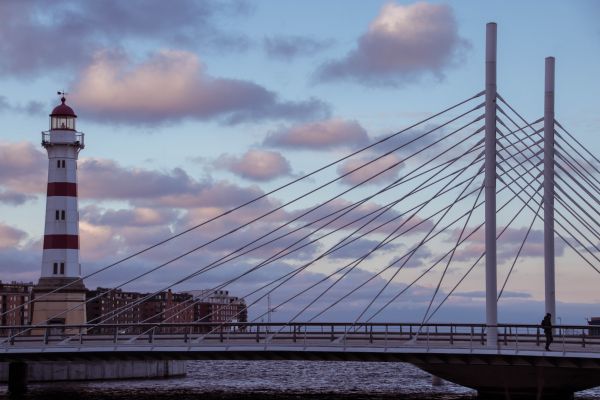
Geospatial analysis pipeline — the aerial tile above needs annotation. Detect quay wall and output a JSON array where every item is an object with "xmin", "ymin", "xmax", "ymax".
[{"xmin": 0, "ymin": 360, "xmax": 186, "ymax": 382}]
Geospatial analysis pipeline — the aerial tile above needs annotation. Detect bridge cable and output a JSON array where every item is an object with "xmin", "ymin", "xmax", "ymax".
[
  {"xmin": 416, "ymin": 178, "xmax": 485, "ymax": 333},
  {"xmin": 180, "ymin": 153, "xmax": 546, "ymax": 336},
  {"xmin": 423, "ymin": 180, "xmax": 545, "ymax": 323},
  {"xmin": 82, "ymin": 118, "xmax": 486, "ymax": 331},
  {"xmin": 10, "ymin": 104, "xmax": 485, "ymax": 332},
  {"xmin": 337, "ymin": 148, "xmax": 485, "ymax": 328},
  {"xmin": 364, "ymin": 165, "xmax": 543, "ymax": 326},
  {"xmin": 134, "ymin": 140, "xmax": 488, "ymax": 336},
  {"xmin": 102, "ymin": 137, "xmax": 487, "ymax": 336},
  {"xmin": 354, "ymin": 118, "xmax": 548, "ymax": 320},
  {"xmin": 5, "ymin": 92, "xmax": 485, "ymax": 320},
  {"xmin": 495, "ymin": 126, "xmax": 600, "ymax": 266},
  {"xmin": 554, "ymin": 136, "xmax": 600, "ymax": 194},
  {"xmin": 497, "ymin": 170, "xmax": 600, "ymax": 276}
]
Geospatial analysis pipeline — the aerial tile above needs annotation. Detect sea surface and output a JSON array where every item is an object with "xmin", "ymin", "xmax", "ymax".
[{"xmin": 1, "ymin": 360, "xmax": 599, "ymax": 399}]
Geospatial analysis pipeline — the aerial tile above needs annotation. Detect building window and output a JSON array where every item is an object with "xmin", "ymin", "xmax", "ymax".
[
  {"xmin": 57, "ymin": 160, "xmax": 61, "ymax": 168},
  {"xmin": 55, "ymin": 210, "xmax": 60, "ymax": 220},
  {"xmin": 62, "ymin": 160, "xmax": 66, "ymax": 168},
  {"xmin": 60, "ymin": 263, "xmax": 65, "ymax": 274},
  {"xmin": 61, "ymin": 210, "xmax": 66, "ymax": 220},
  {"xmin": 53, "ymin": 263, "xmax": 58, "ymax": 274}
]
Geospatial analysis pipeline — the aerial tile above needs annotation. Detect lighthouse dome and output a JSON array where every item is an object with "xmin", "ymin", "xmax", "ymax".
[
  {"xmin": 50, "ymin": 97, "xmax": 77, "ymax": 117},
  {"xmin": 50, "ymin": 96, "xmax": 77, "ymax": 130}
]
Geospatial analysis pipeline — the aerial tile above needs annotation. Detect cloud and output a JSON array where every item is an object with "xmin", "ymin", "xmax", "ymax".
[
  {"xmin": 290, "ymin": 198, "xmax": 434, "ymax": 237},
  {"xmin": 0, "ymin": 223, "xmax": 27, "ymax": 249},
  {"xmin": 0, "ymin": 141, "xmax": 46, "ymax": 194},
  {"xmin": 0, "ymin": 189, "xmax": 37, "ymax": 206},
  {"xmin": 326, "ymin": 238, "xmax": 401, "ymax": 260},
  {"xmin": 390, "ymin": 245, "xmax": 433, "ymax": 269},
  {"xmin": 263, "ymin": 35, "xmax": 333, "ymax": 61},
  {"xmin": 81, "ymin": 205, "xmax": 179, "ymax": 228},
  {"xmin": 0, "ymin": 96, "xmax": 46, "ymax": 115},
  {"xmin": 264, "ymin": 119, "xmax": 369, "ymax": 150},
  {"xmin": 453, "ymin": 290, "xmax": 531, "ymax": 299},
  {"xmin": 0, "ymin": 0, "xmax": 251, "ymax": 77},
  {"xmin": 314, "ymin": 2, "xmax": 469, "ymax": 86},
  {"xmin": 450, "ymin": 226, "xmax": 567, "ymax": 263},
  {"xmin": 214, "ymin": 149, "xmax": 293, "ymax": 181},
  {"xmin": 70, "ymin": 49, "xmax": 329, "ymax": 125},
  {"xmin": 79, "ymin": 158, "xmax": 199, "ymax": 200},
  {"xmin": 336, "ymin": 153, "xmax": 404, "ymax": 186}
]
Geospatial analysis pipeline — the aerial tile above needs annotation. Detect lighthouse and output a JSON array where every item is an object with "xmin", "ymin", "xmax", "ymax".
[{"xmin": 31, "ymin": 93, "xmax": 87, "ymax": 330}]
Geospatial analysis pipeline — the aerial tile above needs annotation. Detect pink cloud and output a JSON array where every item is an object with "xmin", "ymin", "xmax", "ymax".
[
  {"xmin": 315, "ymin": 2, "xmax": 469, "ymax": 86},
  {"xmin": 290, "ymin": 198, "xmax": 434, "ymax": 237},
  {"xmin": 214, "ymin": 149, "xmax": 293, "ymax": 181},
  {"xmin": 0, "ymin": 223, "xmax": 27, "ymax": 249},
  {"xmin": 264, "ymin": 118, "xmax": 369, "ymax": 150},
  {"xmin": 81, "ymin": 205, "xmax": 179, "ymax": 227},
  {"xmin": 79, "ymin": 158, "xmax": 198, "ymax": 200},
  {"xmin": 336, "ymin": 153, "xmax": 403, "ymax": 186},
  {"xmin": 0, "ymin": 141, "xmax": 46, "ymax": 194},
  {"xmin": 70, "ymin": 50, "xmax": 329, "ymax": 125},
  {"xmin": 78, "ymin": 157, "xmax": 275, "ymax": 210}
]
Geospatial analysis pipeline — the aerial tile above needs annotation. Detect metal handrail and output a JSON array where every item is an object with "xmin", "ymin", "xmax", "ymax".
[{"xmin": 2, "ymin": 322, "xmax": 599, "ymax": 353}]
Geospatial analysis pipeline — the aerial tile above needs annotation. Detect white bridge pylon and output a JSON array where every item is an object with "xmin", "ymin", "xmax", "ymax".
[{"xmin": 484, "ymin": 23, "xmax": 557, "ymax": 347}]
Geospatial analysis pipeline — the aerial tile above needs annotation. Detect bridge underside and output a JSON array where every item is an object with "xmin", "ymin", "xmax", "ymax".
[{"xmin": 4, "ymin": 348, "xmax": 600, "ymax": 399}]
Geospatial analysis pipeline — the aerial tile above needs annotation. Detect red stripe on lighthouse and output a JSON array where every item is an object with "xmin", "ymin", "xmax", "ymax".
[
  {"xmin": 47, "ymin": 182, "xmax": 77, "ymax": 196},
  {"xmin": 43, "ymin": 234, "xmax": 79, "ymax": 249}
]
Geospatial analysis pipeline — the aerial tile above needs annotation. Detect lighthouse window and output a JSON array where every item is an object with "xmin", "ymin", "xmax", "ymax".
[
  {"xmin": 60, "ymin": 263, "xmax": 65, "ymax": 274},
  {"xmin": 51, "ymin": 116, "xmax": 75, "ymax": 130},
  {"xmin": 53, "ymin": 263, "xmax": 58, "ymax": 274}
]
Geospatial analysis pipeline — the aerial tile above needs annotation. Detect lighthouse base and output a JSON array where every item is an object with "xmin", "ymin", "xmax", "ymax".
[{"xmin": 31, "ymin": 278, "xmax": 87, "ymax": 335}]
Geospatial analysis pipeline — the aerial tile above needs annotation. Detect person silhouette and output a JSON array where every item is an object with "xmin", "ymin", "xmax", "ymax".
[{"xmin": 541, "ymin": 313, "xmax": 553, "ymax": 350}]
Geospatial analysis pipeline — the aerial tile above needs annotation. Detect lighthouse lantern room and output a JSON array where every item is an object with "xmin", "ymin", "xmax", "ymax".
[{"xmin": 31, "ymin": 93, "xmax": 87, "ymax": 331}]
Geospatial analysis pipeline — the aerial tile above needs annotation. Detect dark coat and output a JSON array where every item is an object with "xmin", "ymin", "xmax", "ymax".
[{"xmin": 541, "ymin": 316, "xmax": 552, "ymax": 335}]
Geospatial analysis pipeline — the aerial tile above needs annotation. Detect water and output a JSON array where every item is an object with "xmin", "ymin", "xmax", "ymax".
[{"xmin": 1, "ymin": 361, "xmax": 599, "ymax": 399}]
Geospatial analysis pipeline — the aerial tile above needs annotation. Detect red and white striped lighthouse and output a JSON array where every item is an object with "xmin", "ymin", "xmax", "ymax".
[{"xmin": 32, "ymin": 94, "xmax": 87, "ymax": 328}]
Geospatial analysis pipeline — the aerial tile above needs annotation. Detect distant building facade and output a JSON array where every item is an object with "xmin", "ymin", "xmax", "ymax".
[
  {"xmin": 185, "ymin": 290, "xmax": 248, "ymax": 333},
  {"xmin": 0, "ymin": 281, "xmax": 34, "ymax": 327},
  {"xmin": 86, "ymin": 287, "xmax": 247, "ymax": 334}
]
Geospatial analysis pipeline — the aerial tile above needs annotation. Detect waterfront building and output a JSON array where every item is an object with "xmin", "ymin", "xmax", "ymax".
[
  {"xmin": 86, "ymin": 288, "xmax": 247, "ymax": 334},
  {"xmin": 0, "ymin": 281, "xmax": 34, "ymax": 327},
  {"xmin": 185, "ymin": 289, "xmax": 248, "ymax": 332},
  {"xmin": 86, "ymin": 288, "xmax": 144, "ymax": 334}
]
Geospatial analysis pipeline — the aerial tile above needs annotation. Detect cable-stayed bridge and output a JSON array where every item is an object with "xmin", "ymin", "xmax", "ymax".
[{"xmin": 2, "ymin": 23, "xmax": 600, "ymax": 399}]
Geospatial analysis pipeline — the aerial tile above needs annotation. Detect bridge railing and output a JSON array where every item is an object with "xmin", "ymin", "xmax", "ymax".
[{"xmin": 1, "ymin": 322, "xmax": 599, "ymax": 353}]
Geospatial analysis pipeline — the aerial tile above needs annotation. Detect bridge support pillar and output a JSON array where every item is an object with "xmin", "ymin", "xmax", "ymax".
[
  {"xmin": 484, "ymin": 21, "xmax": 498, "ymax": 347},
  {"xmin": 8, "ymin": 361, "xmax": 28, "ymax": 396},
  {"xmin": 544, "ymin": 56, "xmax": 556, "ymax": 324}
]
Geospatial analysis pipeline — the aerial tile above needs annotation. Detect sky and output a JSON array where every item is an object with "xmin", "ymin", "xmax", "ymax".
[{"xmin": 0, "ymin": 0, "xmax": 599, "ymax": 325}]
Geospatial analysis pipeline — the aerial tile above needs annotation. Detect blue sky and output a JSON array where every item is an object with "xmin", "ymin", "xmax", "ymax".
[{"xmin": 0, "ymin": 0, "xmax": 599, "ymax": 324}]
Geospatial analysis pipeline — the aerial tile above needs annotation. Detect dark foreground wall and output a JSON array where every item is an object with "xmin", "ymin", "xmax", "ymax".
[{"xmin": 0, "ymin": 360, "xmax": 186, "ymax": 382}]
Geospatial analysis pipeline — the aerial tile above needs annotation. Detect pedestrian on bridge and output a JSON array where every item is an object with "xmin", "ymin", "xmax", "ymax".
[{"xmin": 541, "ymin": 313, "xmax": 553, "ymax": 350}]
